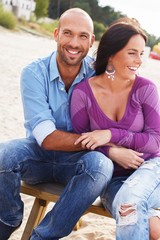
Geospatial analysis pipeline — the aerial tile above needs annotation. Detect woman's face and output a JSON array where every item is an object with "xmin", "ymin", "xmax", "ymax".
[{"xmin": 111, "ymin": 34, "xmax": 145, "ymax": 81}]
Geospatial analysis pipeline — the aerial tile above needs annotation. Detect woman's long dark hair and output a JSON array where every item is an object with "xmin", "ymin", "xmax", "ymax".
[{"xmin": 95, "ymin": 21, "xmax": 147, "ymax": 75}]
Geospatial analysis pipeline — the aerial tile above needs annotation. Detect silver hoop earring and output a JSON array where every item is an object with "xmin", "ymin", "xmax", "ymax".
[{"xmin": 105, "ymin": 65, "xmax": 115, "ymax": 81}]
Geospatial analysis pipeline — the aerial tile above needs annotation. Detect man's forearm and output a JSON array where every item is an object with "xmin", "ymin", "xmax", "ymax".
[{"xmin": 41, "ymin": 130, "xmax": 84, "ymax": 151}]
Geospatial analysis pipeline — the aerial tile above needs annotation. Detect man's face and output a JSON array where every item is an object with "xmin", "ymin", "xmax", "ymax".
[{"xmin": 54, "ymin": 13, "xmax": 95, "ymax": 67}]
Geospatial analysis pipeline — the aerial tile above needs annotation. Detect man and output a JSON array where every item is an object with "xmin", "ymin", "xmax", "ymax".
[{"xmin": 0, "ymin": 8, "xmax": 113, "ymax": 239}]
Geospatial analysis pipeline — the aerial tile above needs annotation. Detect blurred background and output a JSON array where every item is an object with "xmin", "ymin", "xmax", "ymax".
[{"xmin": 0, "ymin": 0, "xmax": 160, "ymax": 58}]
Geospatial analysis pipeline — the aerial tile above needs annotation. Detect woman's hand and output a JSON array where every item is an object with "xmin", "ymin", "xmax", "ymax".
[
  {"xmin": 74, "ymin": 130, "xmax": 111, "ymax": 150},
  {"xmin": 109, "ymin": 146, "xmax": 144, "ymax": 169}
]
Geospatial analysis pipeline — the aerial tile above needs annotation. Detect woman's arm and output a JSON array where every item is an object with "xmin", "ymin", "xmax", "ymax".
[{"xmin": 70, "ymin": 84, "xmax": 91, "ymax": 134}]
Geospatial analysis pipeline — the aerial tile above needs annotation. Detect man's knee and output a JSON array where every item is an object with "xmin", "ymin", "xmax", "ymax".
[
  {"xmin": 81, "ymin": 151, "xmax": 113, "ymax": 181},
  {"xmin": 0, "ymin": 142, "xmax": 13, "ymax": 171},
  {"xmin": 0, "ymin": 139, "xmax": 27, "ymax": 171}
]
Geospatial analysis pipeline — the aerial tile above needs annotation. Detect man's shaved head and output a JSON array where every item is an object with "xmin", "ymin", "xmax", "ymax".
[{"xmin": 58, "ymin": 8, "xmax": 94, "ymax": 33}]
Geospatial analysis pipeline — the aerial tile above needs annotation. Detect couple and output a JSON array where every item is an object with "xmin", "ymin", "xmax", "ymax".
[{"xmin": 0, "ymin": 7, "xmax": 160, "ymax": 240}]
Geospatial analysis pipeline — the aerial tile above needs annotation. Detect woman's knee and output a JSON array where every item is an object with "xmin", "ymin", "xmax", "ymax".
[{"xmin": 113, "ymin": 193, "xmax": 148, "ymax": 225}]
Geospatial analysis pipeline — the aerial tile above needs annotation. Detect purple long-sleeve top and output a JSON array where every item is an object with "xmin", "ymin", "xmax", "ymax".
[{"xmin": 70, "ymin": 75, "xmax": 160, "ymax": 177}]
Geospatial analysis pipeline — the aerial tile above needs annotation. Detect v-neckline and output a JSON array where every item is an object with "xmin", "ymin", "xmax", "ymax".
[{"xmin": 85, "ymin": 76, "xmax": 138, "ymax": 124}]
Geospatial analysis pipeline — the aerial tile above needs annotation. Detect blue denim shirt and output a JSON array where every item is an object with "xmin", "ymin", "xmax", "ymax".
[{"xmin": 20, "ymin": 51, "xmax": 94, "ymax": 145}]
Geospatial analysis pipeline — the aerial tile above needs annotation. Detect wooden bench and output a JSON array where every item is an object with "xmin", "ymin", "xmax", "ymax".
[{"xmin": 20, "ymin": 181, "xmax": 112, "ymax": 240}]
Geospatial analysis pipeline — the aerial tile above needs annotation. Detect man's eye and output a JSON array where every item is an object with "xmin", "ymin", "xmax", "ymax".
[
  {"xmin": 64, "ymin": 31, "xmax": 71, "ymax": 36},
  {"xmin": 81, "ymin": 35, "xmax": 88, "ymax": 39}
]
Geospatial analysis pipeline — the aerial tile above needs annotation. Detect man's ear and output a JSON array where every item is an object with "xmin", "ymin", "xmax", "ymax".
[
  {"xmin": 53, "ymin": 28, "xmax": 58, "ymax": 42},
  {"xmin": 90, "ymin": 34, "xmax": 95, "ymax": 48}
]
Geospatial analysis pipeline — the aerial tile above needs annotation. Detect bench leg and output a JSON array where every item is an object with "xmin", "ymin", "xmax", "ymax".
[
  {"xmin": 21, "ymin": 198, "xmax": 49, "ymax": 240},
  {"xmin": 74, "ymin": 218, "xmax": 82, "ymax": 230},
  {"xmin": 21, "ymin": 197, "xmax": 82, "ymax": 239}
]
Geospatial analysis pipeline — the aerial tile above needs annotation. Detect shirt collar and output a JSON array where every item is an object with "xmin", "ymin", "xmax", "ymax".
[{"xmin": 49, "ymin": 51, "xmax": 94, "ymax": 84}]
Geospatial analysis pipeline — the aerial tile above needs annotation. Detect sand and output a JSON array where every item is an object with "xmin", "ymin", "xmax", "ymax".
[{"xmin": 0, "ymin": 26, "xmax": 160, "ymax": 240}]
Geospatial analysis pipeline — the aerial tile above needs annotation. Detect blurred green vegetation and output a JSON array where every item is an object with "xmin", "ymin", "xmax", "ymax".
[{"xmin": 0, "ymin": 4, "xmax": 17, "ymax": 29}]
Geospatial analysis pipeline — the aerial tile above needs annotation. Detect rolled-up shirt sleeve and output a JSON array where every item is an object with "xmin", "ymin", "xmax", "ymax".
[{"xmin": 32, "ymin": 120, "xmax": 56, "ymax": 146}]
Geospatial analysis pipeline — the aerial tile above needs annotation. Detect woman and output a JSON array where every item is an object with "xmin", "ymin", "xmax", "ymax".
[{"xmin": 70, "ymin": 21, "xmax": 160, "ymax": 240}]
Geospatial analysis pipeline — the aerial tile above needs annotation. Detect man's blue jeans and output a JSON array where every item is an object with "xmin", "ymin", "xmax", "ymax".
[
  {"xmin": 102, "ymin": 158, "xmax": 160, "ymax": 240},
  {"xmin": 0, "ymin": 138, "xmax": 113, "ymax": 239}
]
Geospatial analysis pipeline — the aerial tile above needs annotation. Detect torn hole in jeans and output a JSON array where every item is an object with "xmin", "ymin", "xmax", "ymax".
[{"xmin": 118, "ymin": 203, "xmax": 137, "ymax": 226}]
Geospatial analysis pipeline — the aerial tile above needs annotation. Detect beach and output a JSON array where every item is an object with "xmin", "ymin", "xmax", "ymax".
[{"xmin": 0, "ymin": 26, "xmax": 160, "ymax": 240}]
